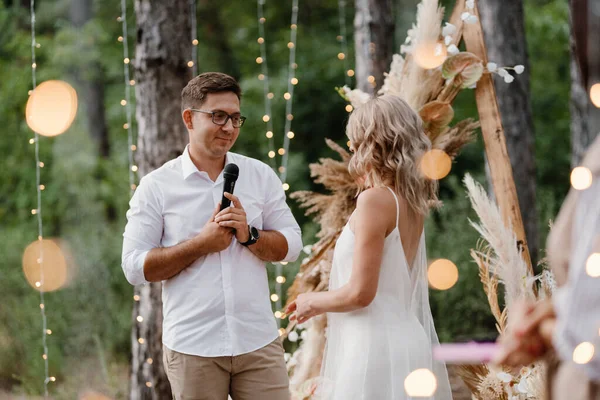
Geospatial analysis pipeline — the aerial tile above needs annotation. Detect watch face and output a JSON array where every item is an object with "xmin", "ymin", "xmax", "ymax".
[{"xmin": 250, "ymin": 226, "xmax": 260, "ymax": 240}]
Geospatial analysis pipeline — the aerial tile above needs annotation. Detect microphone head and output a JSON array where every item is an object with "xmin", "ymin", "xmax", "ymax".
[{"xmin": 223, "ymin": 163, "xmax": 239, "ymax": 181}]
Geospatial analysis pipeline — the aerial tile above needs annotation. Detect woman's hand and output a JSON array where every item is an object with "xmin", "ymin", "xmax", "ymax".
[
  {"xmin": 493, "ymin": 299, "xmax": 556, "ymax": 367},
  {"xmin": 286, "ymin": 293, "xmax": 323, "ymax": 324}
]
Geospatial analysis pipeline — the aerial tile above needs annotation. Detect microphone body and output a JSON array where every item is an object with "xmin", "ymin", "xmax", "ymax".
[{"xmin": 220, "ymin": 163, "xmax": 239, "ymax": 211}]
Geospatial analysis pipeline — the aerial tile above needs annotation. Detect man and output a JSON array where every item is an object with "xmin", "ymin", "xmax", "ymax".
[{"xmin": 122, "ymin": 72, "xmax": 302, "ymax": 400}]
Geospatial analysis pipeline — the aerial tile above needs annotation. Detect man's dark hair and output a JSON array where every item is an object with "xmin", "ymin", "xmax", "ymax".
[{"xmin": 181, "ymin": 72, "xmax": 242, "ymax": 113}]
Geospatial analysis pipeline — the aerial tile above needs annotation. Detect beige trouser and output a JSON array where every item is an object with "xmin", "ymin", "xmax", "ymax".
[{"xmin": 163, "ymin": 338, "xmax": 290, "ymax": 400}]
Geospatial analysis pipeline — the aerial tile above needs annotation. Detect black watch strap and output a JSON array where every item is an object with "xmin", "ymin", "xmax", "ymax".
[{"xmin": 240, "ymin": 225, "xmax": 259, "ymax": 246}]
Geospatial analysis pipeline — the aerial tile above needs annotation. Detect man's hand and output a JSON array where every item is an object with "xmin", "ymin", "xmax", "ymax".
[
  {"xmin": 197, "ymin": 203, "xmax": 235, "ymax": 253},
  {"xmin": 214, "ymin": 192, "xmax": 250, "ymax": 243}
]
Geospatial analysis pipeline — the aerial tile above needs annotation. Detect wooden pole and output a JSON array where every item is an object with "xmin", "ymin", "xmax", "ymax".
[{"xmin": 461, "ymin": 0, "xmax": 534, "ymax": 275}]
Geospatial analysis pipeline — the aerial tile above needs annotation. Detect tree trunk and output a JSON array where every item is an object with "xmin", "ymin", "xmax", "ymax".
[
  {"xmin": 354, "ymin": 0, "xmax": 394, "ymax": 94},
  {"xmin": 69, "ymin": 0, "xmax": 110, "ymax": 158},
  {"xmin": 478, "ymin": 0, "xmax": 539, "ymax": 264},
  {"xmin": 130, "ymin": 1, "xmax": 192, "ymax": 398}
]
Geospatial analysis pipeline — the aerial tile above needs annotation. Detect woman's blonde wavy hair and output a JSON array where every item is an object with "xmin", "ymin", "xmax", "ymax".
[{"xmin": 346, "ymin": 94, "xmax": 438, "ymax": 215}]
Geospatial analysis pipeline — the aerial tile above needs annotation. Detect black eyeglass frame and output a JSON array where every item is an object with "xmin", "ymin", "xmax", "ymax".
[{"xmin": 188, "ymin": 108, "xmax": 247, "ymax": 128}]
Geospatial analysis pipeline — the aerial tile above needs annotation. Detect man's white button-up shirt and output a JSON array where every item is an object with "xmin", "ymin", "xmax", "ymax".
[{"xmin": 122, "ymin": 146, "xmax": 302, "ymax": 356}]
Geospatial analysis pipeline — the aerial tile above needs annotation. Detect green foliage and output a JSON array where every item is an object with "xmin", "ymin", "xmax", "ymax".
[{"xmin": 0, "ymin": 0, "xmax": 572, "ymax": 395}]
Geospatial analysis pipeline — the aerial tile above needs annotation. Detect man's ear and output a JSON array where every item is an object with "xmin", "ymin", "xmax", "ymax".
[{"xmin": 182, "ymin": 109, "xmax": 193, "ymax": 130}]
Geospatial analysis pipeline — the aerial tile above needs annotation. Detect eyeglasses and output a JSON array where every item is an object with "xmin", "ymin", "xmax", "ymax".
[{"xmin": 189, "ymin": 109, "xmax": 247, "ymax": 128}]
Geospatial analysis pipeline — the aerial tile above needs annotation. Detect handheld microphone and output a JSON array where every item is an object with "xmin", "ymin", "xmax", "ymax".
[{"xmin": 220, "ymin": 163, "xmax": 239, "ymax": 211}]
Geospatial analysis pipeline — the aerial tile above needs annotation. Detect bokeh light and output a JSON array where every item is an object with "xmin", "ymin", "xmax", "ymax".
[
  {"xmin": 573, "ymin": 342, "xmax": 595, "ymax": 364},
  {"xmin": 570, "ymin": 166, "xmax": 592, "ymax": 190},
  {"xmin": 22, "ymin": 239, "xmax": 69, "ymax": 292},
  {"xmin": 428, "ymin": 259, "xmax": 459, "ymax": 290},
  {"xmin": 26, "ymin": 80, "xmax": 78, "ymax": 137},
  {"xmin": 586, "ymin": 253, "xmax": 600, "ymax": 277},
  {"xmin": 421, "ymin": 149, "xmax": 452, "ymax": 180},
  {"xmin": 404, "ymin": 368, "xmax": 438, "ymax": 397},
  {"xmin": 590, "ymin": 83, "xmax": 600, "ymax": 108},
  {"xmin": 414, "ymin": 41, "xmax": 447, "ymax": 70}
]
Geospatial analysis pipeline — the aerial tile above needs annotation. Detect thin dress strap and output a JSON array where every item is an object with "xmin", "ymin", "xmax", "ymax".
[{"xmin": 385, "ymin": 186, "xmax": 400, "ymax": 230}]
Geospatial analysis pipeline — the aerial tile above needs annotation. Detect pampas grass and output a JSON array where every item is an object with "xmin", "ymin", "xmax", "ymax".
[
  {"xmin": 459, "ymin": 174, "xmax": 556, "ymax": 399},
  {"xmin": 463, "ymin": 174, "xmax": 535, "ymax": 307}
]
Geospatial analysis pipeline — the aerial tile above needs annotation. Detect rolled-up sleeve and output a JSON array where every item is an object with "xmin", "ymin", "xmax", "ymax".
[
  {"xmin": 121, "ymin": 176, "xmax": 163, "ymax": 285},
  {"xmin": 262, "ymin": 167, "xmax": 302, "ymax": 262}
]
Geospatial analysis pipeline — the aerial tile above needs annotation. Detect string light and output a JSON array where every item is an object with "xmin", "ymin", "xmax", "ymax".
[
  {"xmin": 28, "ymin": 0, "xmax": 51, "ymax": 395},
  {"xmin": 256, "ymin": 0, "xmax": 276, "ymax": 168},
  {"xmin": 118, "ymin": 0, "xmax": 136, "ymax": 195},
  {"xmin": 279, "ymin": 0, "xmax": 298, "ymax": 188},
  {"xmin": 255, "ymin": 0, "xmax": 300, "ymax": 330},
  {"xmin": 338, "ymin": 0, "xmax": 351, "ymax": 86},
  {"xmin": 189, "ymin": 0, "xmax": 198, "ymax": 76},
  {"xmin": 119, "ymin": 1, "xmax": 148, "ymax": 387}
]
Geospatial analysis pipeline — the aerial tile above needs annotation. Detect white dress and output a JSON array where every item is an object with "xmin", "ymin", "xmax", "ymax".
[{"xmin": 319, "ymin": 187, "xmax": 452, "ymax": 399}]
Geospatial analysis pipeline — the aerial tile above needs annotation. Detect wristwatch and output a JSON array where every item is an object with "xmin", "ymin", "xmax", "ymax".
[{"xmin": 240, "ymin": 225, "xmax": 260, "ymax": 246}]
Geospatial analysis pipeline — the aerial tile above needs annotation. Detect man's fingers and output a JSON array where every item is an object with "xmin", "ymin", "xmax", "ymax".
[
  {"xmin": 210, "ymin": 203, "xmax": 221, "ymax": 222},
  {"xmin": 218, "ymin": 221, "xmax": 244, "ymax": 230},
  {"xmin": 215, "ymin": 210, "xmax": 245, "ymax": 221},
  {"xmin": 223, "ymin": 192, "xmax": 242, "ymax": 209}
]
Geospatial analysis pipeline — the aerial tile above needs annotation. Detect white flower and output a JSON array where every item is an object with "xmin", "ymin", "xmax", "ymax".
[
  {"xmin": 466, "ymin": 0, "xmax": 475, "ymax": 9},
  {"xmin": 466, "ymin": 15, "xmax": 479, "ymax": 24},
  {"xmin": 284, "ymin": 352, "xmax": 291, "ymax": 362},
  {"xmin": 504, "ymin": 73, "xmax": 515, "ymax": 83},
  {"xmin": 301, "ymin": 330, "xmax": 308, "ymax": 340},
  {"xmin": 447, "ymin": 44, "xmax": 460, "ymax": 55},
  {"xmin": 434, "ymin": 43, "xmax": 444, "ymax": 56},
  {"xmin": 514, "ymin": 65, "xmax": 525, "ymax": 74},
  {"xmin": 301, "ymin": 257, "xmax": 310, "ymax": 265},
  {"xmin": 461, "ymin": 12, "xmax": 471, "ymax": 20},
  {"xmin": 288, "ymin": 331, "xmax": 299, "ymax": 342},
  {"xmin": 517, "ymin": 378, "xmax": 529, "ymax": 394},
  {"xmin": 442, "ymin": 22, "xmax": 457, "ymax": 37},
  {"xmin": 445, "ymin": 35, "xmax": 453, "ymax": 46},
  {"xmin": 497, "ymin": 68, "xmax": 508, "ymax": 77},
  {"xmin": 486, "ymin": 62, "xmax": 498, "ymax": 72},
  {"xmin": 303, "ymin": 244, "xmax": 313, "ymax": 254},
  {"xmin": 344, "ymin": 87, "xmax": 371, "ymax": 108},
  {"xmin": 497, "ymin": 371, "xmax": 513, "ymax": 383}
]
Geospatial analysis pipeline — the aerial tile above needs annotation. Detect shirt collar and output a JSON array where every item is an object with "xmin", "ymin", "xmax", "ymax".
[{"xmin": 181, "ymin": 145, "xmax": 234, "ymax": 183}]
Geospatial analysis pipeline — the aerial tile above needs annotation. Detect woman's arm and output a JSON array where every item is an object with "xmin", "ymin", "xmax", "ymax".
[{"xmin": 287, "ymin": 188, "xmax": 391, "ymax": 323}]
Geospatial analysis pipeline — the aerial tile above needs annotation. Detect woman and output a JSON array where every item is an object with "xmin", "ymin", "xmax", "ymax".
[
  {"xmin": 493, "ymin": 135, "xmax": 600, "ymax": 399},
  {"xmin": 286, "ymin": 95, "xmax": 452, "ymax": 399}
]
